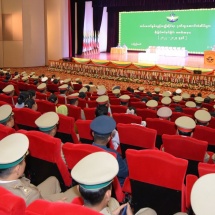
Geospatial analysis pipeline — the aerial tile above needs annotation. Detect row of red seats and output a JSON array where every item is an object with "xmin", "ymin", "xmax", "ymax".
[
  {"xmin": 0, "ymin": 186, "xmax": 100, "ymax": 215},
  {"xmin": 2, "ymin": 113, "xmax": 215, "ymax": 214}
]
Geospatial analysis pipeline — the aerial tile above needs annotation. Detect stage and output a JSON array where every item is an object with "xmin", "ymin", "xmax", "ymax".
[
  {"xmin": 46, "ymin": 52, "xmax": 215, "ymax": 96},
  {"xmin": 76, "ymin": 51, "xmax": 215, "ymax": 71}
]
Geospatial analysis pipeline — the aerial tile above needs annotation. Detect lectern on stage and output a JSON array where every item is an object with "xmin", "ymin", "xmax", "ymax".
[{"xmin": 204, "ymin": 50, "xmax": 215, "ymax": 66}]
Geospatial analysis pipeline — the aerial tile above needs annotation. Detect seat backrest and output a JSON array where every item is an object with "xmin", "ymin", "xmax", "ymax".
[
  {"xmin": 169, "ymin": 103, "xmax": 183, "ymax": 109},
  {"xmin": 75, "ymin": 119, "xmax": 93, "ymax": 143},
  {"xmin": 193, "ymin": 125, "xmax": 215, "ymax": 152},
  {"xmin": 25, "ymin": 199, "xmax": 101, "ymax": 215},
  {"xmin": 201, "ymin": 103, "xmax": 213, "ymax": 112},
  {"xmin": 89, "ymin": 96, "xmax": 98, "ymax": 101},
  {"xmin": 183, "ymin": 108, "xmax": 196, "ymax": 117},
  {"xmin": 110, "ymin": 105, "xmax": 127, "ymax": 114},
  {"xmin": 146, "ymin": 118, "xmax": 177, "ymax": 135},
  {"xmin": 109, "ymin": 98, "xmax": 120, "ymax": 105},
  {"xmin": 126, "ymin": 149, "xmax": 188, "ymax": 215},
  {"xmin": 162, "ymin": 134, "xmax": 208, "ymax": 176},
  {"xmin": 36, "ymin": 100, "xmax": 56, "ymax": 114},
  {"xmin": 0, "ymin": 100, "xmax": 10, "ymax": 106},
  {"xmin": 129, "ymin": 97, "xmax": 140, "ymax": 103},
  {"xmin": 198, "ymin": 162, "xmax": 215, "ymax": 177},
  {"xmin": 66, "ymin": 104, "xmax": 82, "ymax": 121},
  {"xmin": 170, "ymin": 112, "xmax": 193, "ymax": 122},
  {"xmin": 146, "ymin": 118, "xmax": 177, "ymax": 149},
  {"xmin": 47, "ymin": 83, "xmax": 59, "ymax": 93},
  {"xmin": 130, "ymin": 101, "xmax": 146, "ymax": 109},
  {"xmin": 55, "ymin": 114, "xmax": 79, "ymax": 143},
  {"xmin": 0, "ymin": 124, "xmax": 15, "ymax": 140},
  {"xmin": 0, "ymin": 94, "xmax": 14, "ymax": 105},
  {"xmin": 57, "ymin": 95, "xmax": 66, "ymax": 104},
  {"xmin": 62, "ymin": 143, "xmax": 124, "ymax": 203},
  {"xmin": 27, "ymin": 84, "xmax": 38, "ymax": 91},
  {"xmin": 72, "ymin": 83, "xmax": 82, "ymax": 90},
  {"xmin": 13, "ymin": 108, "xmax": 41, "ymax": 130},
  {"xmin": 78, "ymin": 98, "xmax": 87, "ymax": 109},
  {"xmin": 0, "ymin": 81, "xmax": 8, "ymax": 90},
  {"xmin": 117, "ymin": 123, "xmax": 157, "ymax": 158},
  {"xmin": 162, "ymin": 134, "xmax": 208, "ymax": 162},
  {"xmin": 208, "ymin": 117, "xmax": 215, "ymax": 129},
  {"xmin": 36, "ymin": 92, "xmax": 47, "ymax": 100},
  {"xmin": 62, "ymin": 143, "xmax": 104, "ymax": 170},
  {"xmin": 17, "ymin": 82, "xmax": 28, "ymax": 91},
  {"xmin": 87, "ymin": 100, "xmax": 97, "ymax": 108},
  {"xmin": 112, "ymin": 113, "xmax": 142, "ymax": 124},
  {"xmin": 17, "ymin": 130, "xmax": 72, "ymax": 189},
  {"xmin": 136, "ymin": 108, "xmax": 157, "ymax": 121},
  {"xmin": 0, "ymin": 187, "xmax": 26, "ymax": 215},
  {"xmin": 83, "ymin": 107, "xmax": 96, "ymax": 120}
]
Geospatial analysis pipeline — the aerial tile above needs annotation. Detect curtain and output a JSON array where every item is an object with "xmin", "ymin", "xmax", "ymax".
[
  {"xmin": 76, "ymin": 0, "xmax": 85, "ymax": 55},
  {"xmin": 93, "ymin": 6, "xmax": 103, "ymax": 46},
  {"xmin": 68, "ymin": 0, "xmax": 72, "ymax": 57}
]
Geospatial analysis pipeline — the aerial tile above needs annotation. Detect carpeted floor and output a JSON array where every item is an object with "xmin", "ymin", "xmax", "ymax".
[{"xmin": 11, "ymin": 66, "xmax": 213, "ymax": 98}]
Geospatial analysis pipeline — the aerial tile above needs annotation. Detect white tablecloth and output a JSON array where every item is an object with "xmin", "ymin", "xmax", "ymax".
[{"xmin": 146, "ymin": 46, "xmax": 188, "ymax": 57}]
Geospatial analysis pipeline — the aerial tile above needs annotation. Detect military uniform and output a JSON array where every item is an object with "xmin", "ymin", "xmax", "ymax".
[
  {"xmin": 90, "ymin": 116, "xmax": 128, "ymax": 186},
  {"xmin": 0, "ymin": 134, "xmax": 80, "ymax": 206},
  {"xmin": 0, "ymin": 104, "xmax": 14, "ymax": 127},
  {"xmin": 35, "ymin": 112, "xmax": 67, "ymax": 163},
  {"xmin": 71, "ymin": 151, "xmax": 157, "ymax": 215}
]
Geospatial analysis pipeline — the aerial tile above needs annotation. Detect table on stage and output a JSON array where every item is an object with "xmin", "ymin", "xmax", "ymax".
[
  {"xmin": 204, "ymin": 50, "xmax": 215, "ymax": 66},
  {"xmin": 110, "ymin": 47, "xmax": 127, "ymax": 54},
  {"xmin": 146, "ymin": 46, "xmax": 188, "ymax": 57}
]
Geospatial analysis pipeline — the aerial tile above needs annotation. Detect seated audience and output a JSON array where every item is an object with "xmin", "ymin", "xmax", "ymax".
[
  {"xmin": 0, "ymin": 104, "xmax": 14, "ymax": 128},
  {"xmin": 15, "ymin": 92, "xmax": 29, "ymax": 108},
  {"xmin": 90, "ymin": 115, "xmax": 128, "ymax": 186},
  {"xmin": 71, "ymin": 151, "xmax": 157, "ymax": 215},
  {"xmin": 194, "ymin": 109, "xmax": 211, "ymax": 126},
  {"xmin": 0, "ymin": 133, "xmax": 79, "ymax": 206},
  {"xmin": 28, "ymin": 90, "xmax": 36, "ymax": 99},
  {"xmin": 24, "ymin": 98, "xmax": 38, "ymax": 111},
  {"xmin": 56, "ymin": 105, "xmax": 68, "ymax": 116},
  {"xmin": 119, "ymin": 95, "xmax": 130, "ymax": 106}
]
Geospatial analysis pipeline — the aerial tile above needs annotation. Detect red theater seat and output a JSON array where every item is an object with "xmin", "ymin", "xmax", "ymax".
[
  {"xmin": 112, "ymin": 113, "xmax": 142, "ymax": 125},
  {"xmin": 25, "ymin": 199, "xmax": 101, "ymax": 215},
  {"xmin": 66, "ymin": 105, "xmax": 82, "ymax": 121},
  {"xmin": 198, "ymin": 162, "xmax": 215, "ymax": 177},
  {"xmin": 0, "ymin": 187, "xmax": 26, "ymax": 215},
  {"xmin": 117, "ymin": 123, "xmax": 157, "ymax": 158},
  {"xmin": 0, "ymin": 124, "xmax": 15, "ymax": 140},
  {"xmin": 83, "ymin": 107, "xmax": 96, "ymax": 120},
  {"xmin": 125, "ymin": 149, "xmax": 188, "ymax": 214},
  {"xmin": 136, "ymin": 108, "xmax": 157, "ymax": 121},
  {"xmin": 55, "ymin": 114, "xmax": 79, "ymax": 143},
  {"xmin": 110, "ymin": 105, "xmax": 127, "ymax": 114},
  {"xmin": 146, "ymin": 118, "xmax": 177, "ymax": 149},
  {"xmin": 0, "ymin": 94, "xmax": 14, "ymax": 105},
  {"xmin": 17, "ymin": 130, "xmax": 72, "ymax": 190},
  {"xmin": 13, "ymin": 108, "xmax": 41, "ymax": 130},
  {"xmin": 170, "ymin": 112, "xmax": 193, "ymax": 122},
  {"xmin": 62, "ymin": 143, "xmax": 125, "ymax": 203},
  {"xmin": 75, "ymin": 119, "xmax": 93, "ymax": 144},
  {"xmin": 162, "ymin": 134, "xmax": 208, "ymax": 176},
  {"xmin": 36, "ymin": 100, "xmax": 56, "ymax": 114},
  {"xmin": 193, "ymin": 125, "xmax": 215, "ymax": 153}
]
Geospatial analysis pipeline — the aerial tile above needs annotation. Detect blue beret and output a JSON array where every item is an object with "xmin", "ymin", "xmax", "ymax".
[{"xmin": 90, "ymin": 116, "xmax": 116, "ymax": 135}]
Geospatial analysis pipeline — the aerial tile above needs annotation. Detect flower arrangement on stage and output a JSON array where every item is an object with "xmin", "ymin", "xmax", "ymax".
[{"xmin": 48, "ymin": 60, "xmax": 215, "ymax": 92}]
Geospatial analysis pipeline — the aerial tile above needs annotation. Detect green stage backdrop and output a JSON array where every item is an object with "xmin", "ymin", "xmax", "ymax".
[{"xmin": 119, "ymin": 9, "xmax": 215, "ymax": 54}]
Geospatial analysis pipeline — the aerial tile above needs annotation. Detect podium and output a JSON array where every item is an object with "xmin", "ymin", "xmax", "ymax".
[
  {"xmin": 110, "ymin": 47, "xmax": 127, "ymax": 54},
  {"xmin": 204, "ymin": 50, "xmax": 215, "ymax": 66}
]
